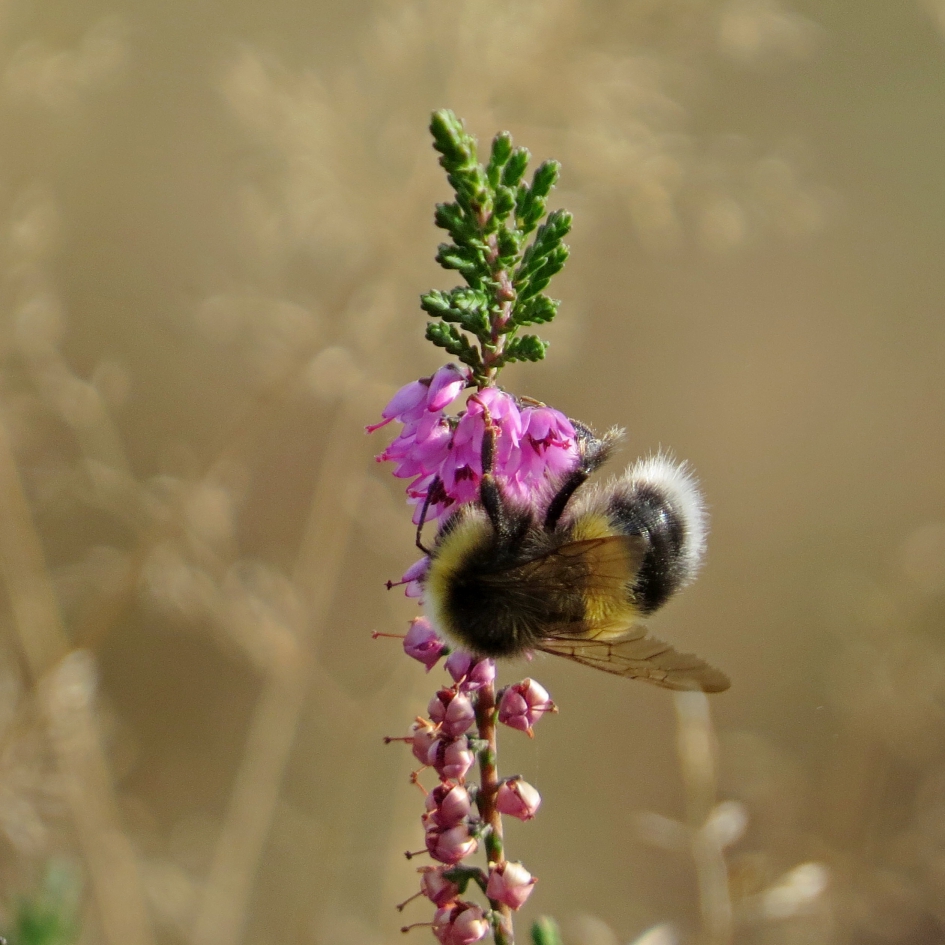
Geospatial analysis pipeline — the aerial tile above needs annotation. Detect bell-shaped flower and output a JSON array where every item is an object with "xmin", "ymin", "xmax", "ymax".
[
  {"xmin": 445, "ymin": 651, "xmax": 496, "ymax": 693},
  {"xmin": 425, "ymin": 363, "xmax": 468, "ymax": 411},
  {"xmin": 425, "ymin": 821, "xmax": 478, "ymax": 865},
  {"xmin": 486, "ymin": 861, "xmax": 536, "ymax": 910},
  {"xmin": 409, "ymin": 719, "xmax": 438, "ymax": 765},
  {"xmin": 498, "ymin": 678, "xmax": 555, "ymax": 736},
  {"xmin": 403, "ymin": 617, "xmax": 445, "ymax": 670},
  {"xmin": 428, "ymin": 688, "xmax": 476, "ymax": 738},
  {"xmin": 419, "ymin": 866, "xmax": 461, "ymax": 908},
  {"xmin": 428, "ymin": 736, "xmax": 475, "ymax": 782},
  {"xmin": 495, "ymin": 777, "xmax": 542, "ymax": 821},
  {"xmin": 433, "ymin": 902, "xmax": 489, "ymax": 945},
  {"xmin": 424, "ymin": 782, "xmax": 473, "ymax": 829}
]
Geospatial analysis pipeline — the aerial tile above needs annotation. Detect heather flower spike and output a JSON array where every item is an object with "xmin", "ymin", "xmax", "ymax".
[{"xmin": 379, "ymin": 111, "xmax": 573, "ymax": 945}]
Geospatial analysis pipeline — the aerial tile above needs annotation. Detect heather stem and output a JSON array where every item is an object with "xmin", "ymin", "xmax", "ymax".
[{"xmin": 475, "ymin": 679, "xmax": 514, "ymax": 945}]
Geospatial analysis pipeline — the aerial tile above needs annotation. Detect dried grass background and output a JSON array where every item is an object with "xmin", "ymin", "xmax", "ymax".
[{"xmin": 0, "ymin": 1, "xmax": 943, "ymax": 943}]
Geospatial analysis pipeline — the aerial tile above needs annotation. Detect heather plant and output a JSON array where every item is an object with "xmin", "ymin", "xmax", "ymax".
[{"xmin": 371, "ymin": 110, "xmax": 574, "ymax": 945}]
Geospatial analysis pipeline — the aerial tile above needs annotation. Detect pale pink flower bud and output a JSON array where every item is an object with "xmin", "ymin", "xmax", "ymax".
[
  {"xmin": 445, "ymin": 651, "xmax": 497, "ymax": 693},
  {"xmin": 419, "ymin": 866, "xmax": 461, "ymax": 907},
  {"xmin": 425, "ymin": 821, "xmax": 478, "ymax": 865},
  {"xmin": 428, "ymin": 736, "xmax": 475, "ymax": 781},
  {"xmin": 428, "ymin": 689, "xmax": 476, "ymax": 737},
  {"xmin": 486, "ymin": 861, "xmax": 536, "ymax": 910},
  {"xmin": 495, "ymin": 777, "xmax": 542, "ymax": 821},
  {"xmin": 433, "ymin": 902, "xmax": 489, "ymax": 945},
  {"xmin": 425, "ymin": 782, "xmax": 473, "ymax": 828},
  {"xmin": 410, "ymin": 719, "xmax": 438, "ymax": 765},
  {"xmin": 403, "ymin": 617, "xmax": 445, "ymax": 670},
  {"xmin": 498, "ymin": 678, "xmax": 555, "ymax": 735}
]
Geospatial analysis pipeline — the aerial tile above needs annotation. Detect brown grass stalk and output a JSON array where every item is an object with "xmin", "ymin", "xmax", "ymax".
[{"xmin": 0, "ymin": 411, "xmax": 155, "ymax": 945}]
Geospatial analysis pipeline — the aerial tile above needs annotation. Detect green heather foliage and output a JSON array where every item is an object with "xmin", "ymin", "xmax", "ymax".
[{"xmin": 422, "ymin": 109, "xmax": 572, "ymax": 384}]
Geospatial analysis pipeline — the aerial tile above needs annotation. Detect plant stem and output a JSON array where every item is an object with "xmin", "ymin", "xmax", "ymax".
[{"xmin": 475, "ymin": 679, "xmax": 513, "ymax": 945}]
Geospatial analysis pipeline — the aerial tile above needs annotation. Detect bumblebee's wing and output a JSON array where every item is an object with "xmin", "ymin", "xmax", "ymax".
[
  {"xmin": 476, "ymin": 535, "xmax": 647, "ymax": 626},
  {"xmin": 537, "ymin": 625, "xmax": 731, "ymax": 693}
]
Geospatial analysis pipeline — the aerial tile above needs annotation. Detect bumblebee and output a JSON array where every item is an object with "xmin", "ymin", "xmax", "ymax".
[{"xmin": 419, "ymin": 410, "xmax": 729, "ymax": 693}]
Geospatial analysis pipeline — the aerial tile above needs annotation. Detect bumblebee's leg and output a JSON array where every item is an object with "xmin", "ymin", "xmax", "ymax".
[
  {"xmin": 543, "ymin": 467, "xmax": 590, "ymax": 531},
  {"xmin": 544, "ymin": 427, "xmax": 620, "ymax": 531},
  {"xmin": 475, "ymin": 402, "xmax": 510, "ymax": 538},
  {"xmin": 414, "ymin": 475, "xmax": 441, "ymax": 554}
]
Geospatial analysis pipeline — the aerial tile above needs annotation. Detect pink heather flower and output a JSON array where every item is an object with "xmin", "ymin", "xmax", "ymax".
[
  {"xmin": 403, "ymin": 617, "xmax": 445, "ymax": 670},
  {"xmin": 370, "ymin": 365, "xmax": 581, "ymax": 552},
  {"xmin": 495, "ymin": 777, "xmax": 542, "ymax": 821},
  {"xmin": 400, "ymin": 556, "xmax": 430, "ymax": 599},
  {"xmin": 419, "ymin": 866, "xmax": 461, "ymax": 908},
  {"xmin": 486, "ymin": 861, "xmax": 537, "ymax": 910},
  {"xmin": 425, "ymin": 821, "xmax": 478, "ymax": 865},
  {"xmin": 426, "ymin": 364, "xmax": 469, "ymax": 411},
  {"xmin": 424, "ymin": 782, "xmax": 473, "ymax": 828},
  {"xmin": 433, "ymin": 902, "xmax": 489, "ymax": 945},
  {"xmin": 410, "ymin": 719, "xmax": 438, "ymax": 765},
  {"xmin": 498, "ymin": 678, "xmax": 555, "ymax": 736},
  {"xmin": 368, "ymin": 364, "xmax": 468, "ymax": 433},
  {"xmin": 445, "ymin": 651, "xmax": 496, "ymax": 693},
  {"xmin": 428, "ymin": 689, "xmax": 476, "ymax": 738},
  {"xmin": 428, "ymin": 736, "xmax": 475, "ymax": 782}
]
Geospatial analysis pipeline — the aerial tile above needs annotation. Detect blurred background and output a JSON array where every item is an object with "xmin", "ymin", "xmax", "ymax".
[{"xmin": 0, "ymin": 0, "xmax": 943, "ymax": 943}]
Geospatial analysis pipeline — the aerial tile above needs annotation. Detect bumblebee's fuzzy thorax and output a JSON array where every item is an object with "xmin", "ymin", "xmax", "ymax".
[{"xmin": 424, "ymin": 506, "xmax": 551, "ymax": 657}]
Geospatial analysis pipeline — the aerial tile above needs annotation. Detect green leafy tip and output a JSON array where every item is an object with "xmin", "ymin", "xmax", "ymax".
[{"xmin": 423, "ymin": 109, "xmax": 571, "ymax": 386}]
